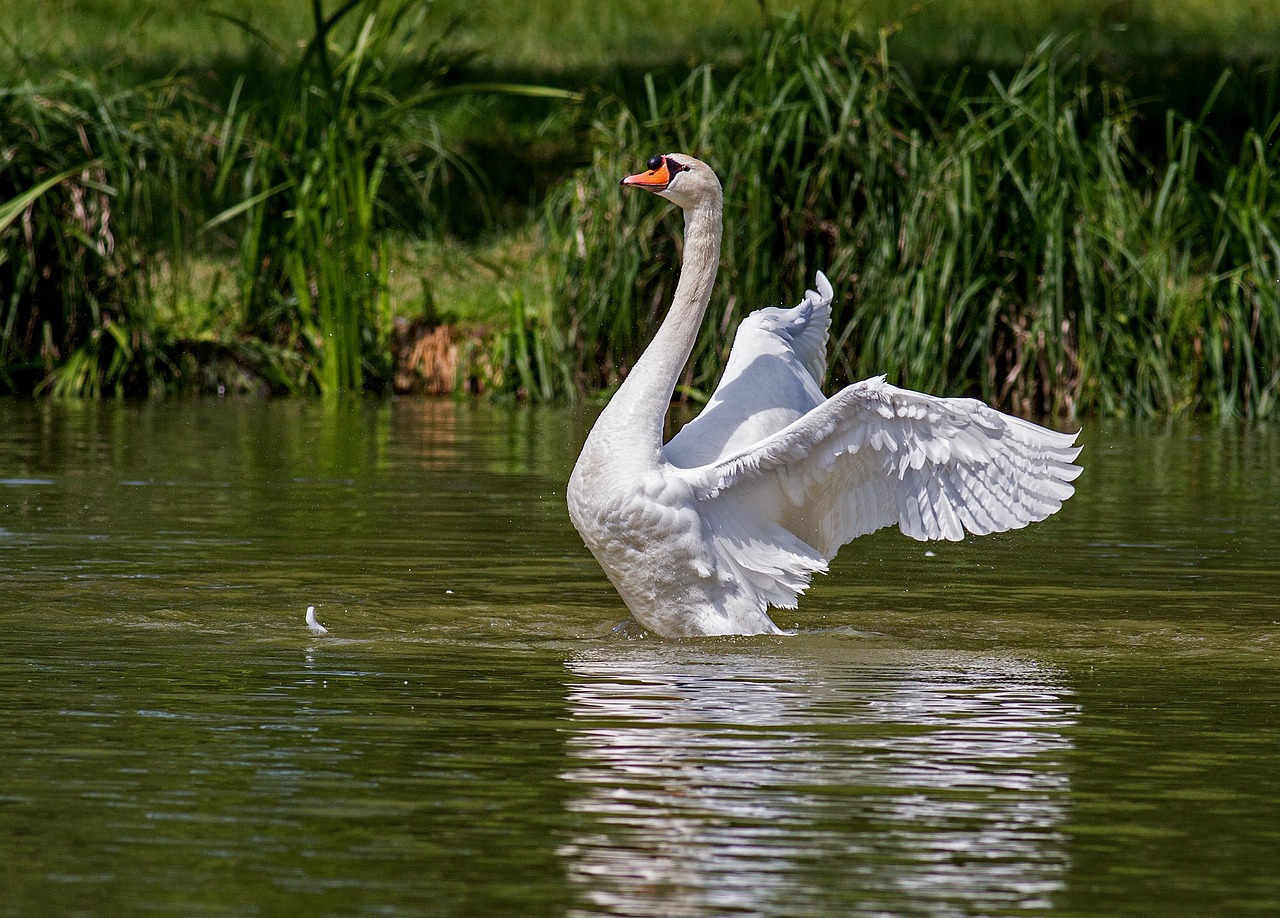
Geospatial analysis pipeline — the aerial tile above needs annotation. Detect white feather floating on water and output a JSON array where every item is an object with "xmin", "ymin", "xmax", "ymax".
[{"xmin": 305, "ymin": 605, "xmax": 328, "ymax": 635}]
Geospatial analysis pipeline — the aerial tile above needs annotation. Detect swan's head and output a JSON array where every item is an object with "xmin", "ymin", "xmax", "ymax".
[{"xmin": 621, "ymin": 153, "xmax": 721, "ymax": 210}]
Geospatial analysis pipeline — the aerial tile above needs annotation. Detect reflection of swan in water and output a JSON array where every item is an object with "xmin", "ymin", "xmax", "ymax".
[{"xmin": 558, "ymin": 647, "xmax": 1077, "ymax": 917}]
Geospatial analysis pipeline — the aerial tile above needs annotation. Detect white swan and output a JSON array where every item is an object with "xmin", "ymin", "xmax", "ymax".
[{"xmin": 567, "ymin": 153, "xmax": 1082, "ymax": 638}]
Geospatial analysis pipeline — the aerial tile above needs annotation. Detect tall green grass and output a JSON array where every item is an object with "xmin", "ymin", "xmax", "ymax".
[
  {"xmin": 1, "ymin": 0, "xmax": 573, "ymax": 397},
  {"xmin": 3, "ymin": 5, "xmax": 1277, "ymax": 412},
  {"xmin": 544, "ymin": 17, "xmax": 1280, "ymax": 418},
  {"xmin": 211, "ymin": 0, "xmax": 574, "ymax": 394},
  {"xmin": 0, "ymin": 74, "xmax": 198, "ymax": 396},
  {"xmin": 211, "ymin": 0, "xmax": 474, "ymax": 394}
]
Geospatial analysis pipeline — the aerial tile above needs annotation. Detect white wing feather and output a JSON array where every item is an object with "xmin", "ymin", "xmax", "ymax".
[
  {"xmin": 674, "ymin": 374, "xmax": 1082, "ymax": 601},
  {"xmin": 665, "ymin": 273, "xmax": 833, "ymax": 469}
]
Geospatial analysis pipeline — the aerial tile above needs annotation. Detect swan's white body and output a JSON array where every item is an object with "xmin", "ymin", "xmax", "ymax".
[{"xmin": 567, "ymin": 154, "xmax": 1081, "ymax": 638}]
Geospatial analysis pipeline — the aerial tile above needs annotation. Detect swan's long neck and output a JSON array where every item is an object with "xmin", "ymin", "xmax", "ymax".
[{"xmin": 591, "ymin": 194, "xmax": 723, "ymax": 461}]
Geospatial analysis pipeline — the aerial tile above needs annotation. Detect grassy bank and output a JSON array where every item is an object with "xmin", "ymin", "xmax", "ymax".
[
  {"xmin": 547, "ymin": 22, "xmax": 1280, "ymax": 417},
  {"xmin": 11, "ymin": 0, "xmax": 1280, "ymax": 76},
  {"xmin": 2, "ymin": 0, "xmax": 573, "ymax": 396},
  {"xmin": 2, "ymin": 1, "xmax": 1279, "ymax": 415}
]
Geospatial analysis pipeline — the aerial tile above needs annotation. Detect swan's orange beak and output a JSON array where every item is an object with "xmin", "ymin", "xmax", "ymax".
[{"xmin": 621, "ymin": 157, "xmax": 674, "ymax": 192}]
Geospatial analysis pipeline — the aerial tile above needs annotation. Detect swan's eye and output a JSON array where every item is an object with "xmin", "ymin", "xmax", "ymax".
[{"xmin": 647, "ymin": 155, "xmax": 663, "ymax": 171}]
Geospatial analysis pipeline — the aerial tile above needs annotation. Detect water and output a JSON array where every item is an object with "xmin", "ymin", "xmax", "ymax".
[{"xmin": 1, "ymin": 398, "xmax": 1277, "ymax": 917}]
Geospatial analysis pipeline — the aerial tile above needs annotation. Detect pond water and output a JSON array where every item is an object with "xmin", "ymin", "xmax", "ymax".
[{"xmin": 1, "ymin": 398, "xmax": 1277, "ymax": 917}]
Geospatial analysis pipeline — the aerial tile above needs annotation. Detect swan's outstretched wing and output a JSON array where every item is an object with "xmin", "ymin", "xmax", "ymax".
[
  {"xmin": 773, "ymin": 270, "xmax": 833, "ymax": 385},
  {"xmin": 678, "ymin": 375, "xmax": 1082, "ymax": 572},
  {"xmin": 665, "ymin": 272, "xmax": 834, "ymax": 468}
]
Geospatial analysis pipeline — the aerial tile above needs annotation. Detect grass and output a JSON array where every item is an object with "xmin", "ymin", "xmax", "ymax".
[
  {"xmin": 2, "ymin": 0, "xmax": 572, "ymax": 395},
  {"xmin": 212, "ymin": 0, "xmax": 445, "ymax": 394},
  {"xmin": 1, "ymin": 1, "xmax": 1279, "ymax": 413},
  {"xmin": 544, "ymin": 19, "xmax": 1280, "ymax": 417},
  {"xmin": 0, "ymin": 73, "xmax": 197, "ymax": 395},
  {"xmin": 10, "ymin": 0, "xmax": 1280, "ymax": 74}
]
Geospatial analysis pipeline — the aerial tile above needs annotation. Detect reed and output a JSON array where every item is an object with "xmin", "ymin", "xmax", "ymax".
[
  {"xmin": 1, "ymin": 0, "xmax": 574, "ymax": 397},
  {"xmin": 207, "ymin": 0, "xmax": 440, "ymax": 394},
  {"xmin": 543, "ymin": 16, "xmax": 1280, "ymax": 418},
  {"xmin": 3, "ymin": 4, "xmax": 1277, "ymax": 412},
  {"xmin": 210, "ymin": 0, "xmax": 576, "ymax": 394},
  {"xmin": 0, "ymin": 73, "xmax": 203, "ymax": 396}
]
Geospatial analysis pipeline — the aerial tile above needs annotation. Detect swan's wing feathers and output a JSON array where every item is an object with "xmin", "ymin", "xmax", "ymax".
[
  {"xmin": 702, "ymin": 496, "xmax": 829, "ymax": 610},
  {"xmin": 722, "ymin": 270, "xmax": 832, "ymax": 384},
  {"xmin": 664, "ymin": 271, "xmax": 833, "ymax": 468},
  {"xmin": 679, "ymin": 376, "xmax": 1082, "ymax": 557},
  {"xmin": 790, "ymin": 270, "xmax": 833, "ymax": 384}
]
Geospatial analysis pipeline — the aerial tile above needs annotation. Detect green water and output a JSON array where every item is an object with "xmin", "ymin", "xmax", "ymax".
[{"xmin": 1, "ymin": 399, "xmax": 1277, "ymax": 917}]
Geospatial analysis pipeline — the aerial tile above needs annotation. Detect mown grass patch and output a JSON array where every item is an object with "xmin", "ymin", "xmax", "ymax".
[{"xmin": 11, "ymin": 0, "xmax": 1280, "ymax": 75}]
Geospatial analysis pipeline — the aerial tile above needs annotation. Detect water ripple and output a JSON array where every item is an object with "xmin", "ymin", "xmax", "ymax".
[{"xmin": 560, "ymin": 649, "xmax": 1076, "ymax": 917}]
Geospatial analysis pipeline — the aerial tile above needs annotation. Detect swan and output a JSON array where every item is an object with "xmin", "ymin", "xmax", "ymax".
[{"xmin": 567, "ymin": 153, "xmax": 1082, "ymax": 638}]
